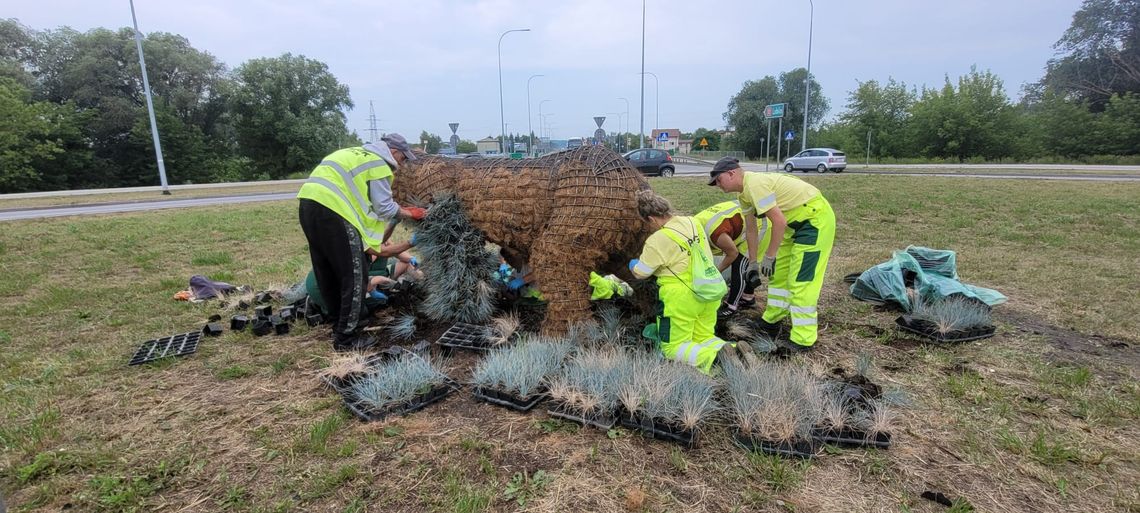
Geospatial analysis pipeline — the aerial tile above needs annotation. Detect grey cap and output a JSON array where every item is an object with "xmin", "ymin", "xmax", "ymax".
[
  {"xmin": 381, "ymin": 133, "xmax": 417, "ymax": 161},
  {"xmin": 708, "ymin": 156, "xmax": 741, "ymax": 185}
]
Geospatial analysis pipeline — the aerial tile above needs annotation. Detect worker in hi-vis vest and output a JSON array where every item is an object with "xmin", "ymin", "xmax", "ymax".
[
  {"xmin": 707, "ymin": 157, "xmax": 836, "ymax": 353},
  {"xmin": 629, "ymin": 190, "xmax": 733, "ymax": 374},
  {"xmin": 692, "ymin": 200, "xmax": 773, "ymax": 318},
  {"xmin": 297, "ymin": 133, "xmax": 426, "ymax": 352}
]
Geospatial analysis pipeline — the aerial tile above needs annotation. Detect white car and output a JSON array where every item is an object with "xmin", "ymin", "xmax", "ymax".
[{"xmin": 783, "ymin": 148, "xmax": 847, "ymax": 173}]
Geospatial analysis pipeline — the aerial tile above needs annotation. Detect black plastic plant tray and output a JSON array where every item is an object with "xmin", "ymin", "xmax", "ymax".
[
  {"xmin": 546, "ymin": 402, "xmax": 616, "ymax": 430},
  {"xmin": 435, "ymin": 322, "xmax": 492, "ymax": 351},
  {"xmin": 732, "ymin": 431, "xmax": 821, "ymax": 459},
  {"xmin": 473, "ymin": 386, "xmax": 547, "ymax": 412},
  {"xmin": 341, "ymin": 380, "xmax": 456, "ymax": 422},
  {"xmin": 619, "ymin": 411, "xmax": 699, "ymax": 448},
  {"xmin": 895, "ymin": 316, "xmax": 996, "ymax": 343},
  {"xmin": 129, "ymin": 331, "xmax": 202, "ymax": 366},
  {"xmin": 811, "ymin": 427, "xmax": 892, "ymax": 449}
]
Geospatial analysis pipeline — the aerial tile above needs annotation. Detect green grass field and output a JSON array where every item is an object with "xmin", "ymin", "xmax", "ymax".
[{"xmin": 0, "ymin": 174, "xmax": 1137, "ymax": 512}]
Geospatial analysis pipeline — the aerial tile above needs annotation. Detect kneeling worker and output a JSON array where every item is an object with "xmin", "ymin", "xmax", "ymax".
[{"xmin": 693, "ymin": 200, "xmax": 772, "ymax": 317}]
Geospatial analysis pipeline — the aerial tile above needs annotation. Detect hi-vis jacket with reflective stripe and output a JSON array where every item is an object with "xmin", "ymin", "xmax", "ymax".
[
  {"xmin": 660, "ymin": 218, "xmax": 728, "ymax": 302},
  {"xmin": 692, "ymin": 200, "xmax": 769, "ymax": 256},
  {"xmin": 296, "ymin": 147, "xmax": 394, "ymax": 251}
]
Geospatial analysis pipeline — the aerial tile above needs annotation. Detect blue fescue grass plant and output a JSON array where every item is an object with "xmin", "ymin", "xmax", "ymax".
[
  {"xmin": 547, "ymin": 345, "xmax": 632, "ymax": 416},
  {"xmin": 349, "ymin": 352, "xmax": 450, "ymax": 410},
  {"xmin": 722, "ymin": 358, "xmax": 823, "ymax": 443},
  {"xmin": 471, "ymin": 335, "xmax": 574, "ymax": 398},
  {"xmin": 415, "ymin": 194, "xmax": 500, "ymax": 324},
  {"xmin": 616, "ymin": 351, "xmax": 718, "ymax": 431},
  {"xmin": 387, "ymin": 313, "xmax": 418, "ymax": 341},
  {"xmin": 910, "ymin": 295, "xmax": 993, "ymax": 334}
]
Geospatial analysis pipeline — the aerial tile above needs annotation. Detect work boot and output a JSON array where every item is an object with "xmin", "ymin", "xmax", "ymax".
[
  {"xmin": 717, "ymin": 304, "xmax": 738, "ymax": 321},
  {"xmin": 754, "ymin": 318, "xmax": 783, "ymax": 339},
  {"xmin": 771, "ymin": 338, "xmax": 814, "ymax": 358}
]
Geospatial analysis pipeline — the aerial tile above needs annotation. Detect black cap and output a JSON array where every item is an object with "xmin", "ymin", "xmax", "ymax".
[{"xmin": 708, "ymin": 156, "xmax": 741, "ymax": 185}]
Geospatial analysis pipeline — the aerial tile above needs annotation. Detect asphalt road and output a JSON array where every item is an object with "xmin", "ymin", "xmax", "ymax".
[
  {"xmin": 0, "ymin": 192, "xmax": 296, "ymax": 221},
  {"xmin": 672, "ymin": 164, "xmax": 1140, "ymax": 181}
]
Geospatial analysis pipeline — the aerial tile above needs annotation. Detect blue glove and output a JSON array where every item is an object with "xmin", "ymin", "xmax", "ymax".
[
  {"xmin": 507, "ymin": 277, "xmax": 526, "ymax": 291},
  {"xmin": 628, "ymin": 259, "xmax": 640, "ymax": 271},
  {"xmin": 369, "ymin": 289, "xmax": 388, "ymax": 301},
  {"xmin": 410, "ymin": 233, "xmax": 417, "ymax": 246},
  {"xmin": 409, "ymin": 256, "xmax": 419, "ymax": 268}
]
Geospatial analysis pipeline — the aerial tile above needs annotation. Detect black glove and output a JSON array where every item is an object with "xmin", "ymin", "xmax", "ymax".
[{"xmin": 759, "ymin": 255, "xmax": 776, "ymax": 277}]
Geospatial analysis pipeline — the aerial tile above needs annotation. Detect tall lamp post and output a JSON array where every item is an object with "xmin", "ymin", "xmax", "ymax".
[
  {"xmin": 129, "ymin": 0, "xmax": 169, "ymax": 195},
  {"xmin": 526, "ymin": 74, "xmax": 544, "ymax": 157},
  {"xmin": 802, "ymin": 0, "xmax": 814, "ymax": 152},
  {"xmin": 498, "ymin": 28, "xmax": 530, "ymax": 154},
  {"xmin": 538, "ymin": 100, "xmax": 552, "ymax": 141},
  {"xmin": 639, "ymin": 72, "xmax": 659, "ymax": 131}
]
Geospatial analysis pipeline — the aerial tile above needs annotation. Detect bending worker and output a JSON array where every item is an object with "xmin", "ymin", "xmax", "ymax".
[
  {"xmin": 708, "ymin": 157, "xmax": 835, "ymax": 352},
  {"xmin": 297, "ymin": 134, "xmax": 426, "ymax": 352},
  {"xmin": 692, "ymin": 200, "xmax": 772, "ymax": 317},
  {"xmin": 629, "ymin": 190, "xmax": 730, "ymax": 374}
]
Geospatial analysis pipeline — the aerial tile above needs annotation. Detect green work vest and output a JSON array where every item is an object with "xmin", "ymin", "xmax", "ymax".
[
  {"xmin": 296, "ymin": 146, "xmax": 394, "ymax": 250},
  {"xmin": 660, "ymin": 217, "xmax": 728, "ymax": 303},
  {"xmin": 692, "ymin": 200, "xmax": 768, "ymax": 256}
]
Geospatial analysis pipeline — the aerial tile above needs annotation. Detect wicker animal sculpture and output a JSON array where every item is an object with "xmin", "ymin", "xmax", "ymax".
[{"xmin": 393, "ymin": 146, "xmax": 653, "ymax": 333}]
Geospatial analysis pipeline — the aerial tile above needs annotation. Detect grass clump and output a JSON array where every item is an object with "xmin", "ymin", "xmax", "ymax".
[
  {"xmin": 349, "ymin": 352, "xmax": 450, "ymax": 411},
  {"xmin": 616, "ymin": 351, "xmax": 718, "ymax": 431},
  {"xmin": 723, "ymin": 358, "xmax": 822, "ymax": 443},
  {"xmin": 471, "ymin": 335, "xmax": 573, "ymax": 398},
  {"xmin": 387, "ymin": 313, "xmax": 418, "ymax": 341},
  {"xmin": 547, "ymin": 345, "xmax": 631, "ymax": 417},
  {"xmin": 415, "ymin": 194, "xmax": 500, "ymax": 324},
  {"xmin": 910, "ymin": 295, "xmax": 993, "ymax": 334}
]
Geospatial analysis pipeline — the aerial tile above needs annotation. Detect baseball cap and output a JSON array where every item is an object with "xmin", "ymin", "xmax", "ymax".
[
  {"xmin": 381, "ymin": 133, "xmax": 417, "ymax": 161},
  {"xmin": 708, "ymin": 156, "xmax": 741, "ymax": 185}
]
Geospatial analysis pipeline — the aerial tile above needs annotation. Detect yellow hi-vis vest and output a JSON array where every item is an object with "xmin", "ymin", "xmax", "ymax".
[
  {"xmin": 693, "ymin": 200, "xmax": 769, "ymax": 256},
  {"xmin": 296, "ymin": 147, "xmax": 394, "ymax": 251},
  {"xmin": 660, "ymin": 217, "xmax": 728, "ymax": 302}
]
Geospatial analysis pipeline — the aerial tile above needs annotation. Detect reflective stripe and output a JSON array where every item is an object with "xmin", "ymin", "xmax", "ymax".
[
  {"xmin": 679, "ymin": 338, "xmax": 725, "ymax": 366},
  {"xmin": 758, "ymin": 217, "xmax": 769, "ymax": 243},
  {"xmin": 348, "ymin": 159, "xmax": 388, "ymax": 178},
  {"xmin": 767, "ymin": 299, "xmax": 789, "ymax": 309},
  {"xmin": 693, "ymin": 276, "xmax": 724, "ymax": 287},
  {"xmin": 756, "ymin": 193, "xmax": 776, "ymax": 211},
  {"xmin": 768, "ymin": 288, "xmax": 790, "ymax": 298},
  {"xmin": 305, "ymin": 177, "xmax": 385, "ymax": 241},
  {"xmin": 701, "ymin": 201, "xmax": 741, "ymax": 234},
  {"xmin": 672, "ymin": 341, "xmax": 696, "ymax": 364},
  {"xmin": 792, "ymin": 317, "xmax": 817, "ymax": 326},
  {"xmin": 632, "ymin": 261, "xmax": 655, "ymax": 277},
  {"xmin": 789, "ymin": 305, "xmax": 816, "ymax": 314},
  {"xmin": 319, "ymin": 160, "xmax": 382, "ymax": 221}
]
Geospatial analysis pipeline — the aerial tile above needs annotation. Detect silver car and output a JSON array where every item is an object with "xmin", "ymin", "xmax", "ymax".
[{"xmin": 783, "ymin": 148, "xmax": 847, "ymax": 173}]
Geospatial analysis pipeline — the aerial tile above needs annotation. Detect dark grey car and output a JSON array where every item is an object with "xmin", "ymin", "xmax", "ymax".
[
  {"xmin": 783, "ymin": 148, "xmax": 847, "ymax": 173},
  {"xmin": 623, "ymin": 149, "xmax": 676, "ymax": 177}
]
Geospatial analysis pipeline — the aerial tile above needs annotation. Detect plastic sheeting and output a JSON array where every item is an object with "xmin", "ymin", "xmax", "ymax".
[{"xmin": 850, "ymin": 246, "xmax": 1006, "ymax": 311}]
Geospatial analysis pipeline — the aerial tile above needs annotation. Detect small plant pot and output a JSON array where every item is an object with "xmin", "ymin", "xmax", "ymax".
[
  {"xmin": 435, "ymin": 322, "xmax": 492, "ymax": 351},
  {"xmin": 546, "ymin": 402, "xmax": 616, "ymax": 431},
  {"xmin": 811, "ymin": 427, "xmax": 892, "ymax": 449},
  {"xmin": 202, "ymin": 322, "xmax": 224, "ymax": 337},
  {"xmin": 254, "ymin": 305, "xmax": 272, "ymax": 318},
  {"xmin": 473, "ymin": 386, "xmax": 547, "ymax": 412},
  {"xmin": 251, "ymin": 318, "xmax": 273, "ymax": 337},
  {"xmin": 732, "ymin": 430, "xmax": 821, "ymax": 459},
  {"xmin": 619, "ymin": 411, "xmax": 699, "ymax": 448},
  {"xmin": 278, "ymin": 306, "xmax": 295, "ymax": 323},
  {"xmin": 305, "ymin": 313, "xmax": 323, "ymax": 327},
  {"xmin": 230, "ymin": 315, "xmax": 250, "ymax": 331},
  {"xmin": 273, "ymin": 320, "xmax": 290, "ymax": 335},
  {"xmin": 129, "ymin": 331, "xmax": 202, "ymax": 366},
  {"xmin": 341, "ymin": 380, "xmax": 456, "ymax": 422},
  {"xmin": 895, "ymin": 315, "xmax": 996, "ymax": 343},
  {"xmin": 255, "ymin": 291, "xmax": 273, "ymax": 304}
]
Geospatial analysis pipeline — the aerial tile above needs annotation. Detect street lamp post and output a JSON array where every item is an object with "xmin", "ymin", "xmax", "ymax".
[
  {"xmin": 129, "ymin": 0, "xmax": 170, "ymax": 195},
  {"xmin": 639, "ymin": 72, "xmax": 659, "ymax": 131},
  {"xmin": 639, "ymin": 0, "xmax": 646, "ymax": 149},
  {"xmin": 538, "ymin": 100, "xmax": 552, "ymax": 141},
  {"xmin": 527, "ymin": 74, "xmax": 543, "ymax": 157},
  {"xmin": 498, "ymin": 28, "xmax": 530, "ymax": 154},
  {"xmin": 802, "ymin": 0, "xmax": 814, "ymax": 152}
]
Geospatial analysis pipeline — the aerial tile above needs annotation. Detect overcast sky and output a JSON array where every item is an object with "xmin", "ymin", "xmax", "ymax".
[{"xmin": 9, "ymin": 0, "xmax": 1081, "ymax": 143}]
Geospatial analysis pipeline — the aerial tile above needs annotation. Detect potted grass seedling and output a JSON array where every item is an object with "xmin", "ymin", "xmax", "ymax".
[
  {"xmin": 724, "ymin": 359, "xmax": 824, "ymax": 458},
  {"xmin": 617, "ymin": 352, "xmax": 717, "ymax": 448},
  {"xmin": 471, "ymin": 335, "xmax": 573, "ymax": 411},
  {"xmin": 342, "ymin": 351, "xmax": 455, "ymax": 422},
  {"xmin": 416, "ymin": 195, "xmax": 500, "ymax": 325},
  {"xmin": 897, "ymin": 295, "xmax": 995, "ymax": 343},
  {"xmin": 546, "ymin": 346, "xmax": 628, "ymax": 430},
  {"xmin": 386, "ymin": 313, "xmax": 418, "ymax": 341}
]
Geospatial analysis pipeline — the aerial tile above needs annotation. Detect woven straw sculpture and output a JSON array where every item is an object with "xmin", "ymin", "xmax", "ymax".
[{"xmin": 394, "ymin": 146, "xmax": 653, "ymax": 334}]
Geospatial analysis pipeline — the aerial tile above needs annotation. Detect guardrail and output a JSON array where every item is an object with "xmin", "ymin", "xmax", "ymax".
[{"xmin": 671, "ymin": 155, "xmax": 715, "ymax": 166}]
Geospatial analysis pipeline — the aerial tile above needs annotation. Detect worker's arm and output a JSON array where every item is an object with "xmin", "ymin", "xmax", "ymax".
[
  {"xmin": 744, "ymin": 215, "xmax": 759, "ymax": 262},
  {"xmin": 377, "ymin": 241, "xmax": 413, "ymax": 258},
  {"xmin": 714, "ymin": 233, "xmax": 738, "ymax": 273},
  {"xmin": 763, "ymin": 205, "xmax": 786, "ymax": 259},
  {"xmin": 367, "ymin": 179, "xmax": 400, "ymax": 219}
]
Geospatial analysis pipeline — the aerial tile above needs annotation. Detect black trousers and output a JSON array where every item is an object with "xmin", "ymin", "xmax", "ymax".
[
  {"xmin": 724, "ymin": 253, "xmax": 756, "ymax": 308},
  {"xmin": 299, "ymin": 199, "xmax": 368, "ymax": 343}
]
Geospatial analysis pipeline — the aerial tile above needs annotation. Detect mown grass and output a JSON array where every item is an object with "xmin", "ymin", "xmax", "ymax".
[
  {"xmin": 0, "ymin": 175, "xmax": 1137, "ymax": 512},
  {"xmin": 0, "ymin": 182, "xmax": 301, "ymax": 210}
]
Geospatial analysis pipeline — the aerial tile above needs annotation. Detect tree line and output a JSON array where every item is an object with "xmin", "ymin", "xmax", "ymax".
[{"xmin": 0, "ymin": 20, "xmax": 358, "ymax": 193}]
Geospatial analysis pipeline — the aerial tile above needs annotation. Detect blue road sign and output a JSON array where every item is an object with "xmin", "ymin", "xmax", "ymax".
[
  {"xmin": 784, "ymin": 130, "xmax": 795, "ymax": 141},
  {"xmin": 657, "ymin": 132, "xmax": 669, "ymax": 142}
]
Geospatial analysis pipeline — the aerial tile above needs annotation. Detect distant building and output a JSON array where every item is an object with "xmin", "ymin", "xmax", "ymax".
[
  {"xmin": 476, "ymin": 136, "xmax": 501, "ymax": 154},
  {"xmin": 679, "ymin": 139, "xmax": 693, "ymax": 154},
  {"xmin": 651, "ymin": 129, "xmax": 682, "ymax": 152}
]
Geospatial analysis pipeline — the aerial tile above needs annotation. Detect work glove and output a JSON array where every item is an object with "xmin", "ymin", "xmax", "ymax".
[
  {"xmin": 619, "ymin": 282, "xmax": 634, "ymax": 297},
  {"xmin": 405, "ymin": 207, "xmax": 427, "ymax": 221},
  {"xmin": 408, "ymin": 256, "xmax": 419, "ymax": 268},
  {"xmin": 628, "ymin": 259, "xmax": 640, "ymax": 271},
  {"xmin": 409, "ymin": 233, "xmax": 417, "ymax": 246},
  {"xmin": 759, "ymin": 255, "xmax": 776, "ymax": 277},
  {"xmin": 369, "ymin": 289, "xmax": 388, "ymax": 302},
  {"xmin": 507, "ymin": 277, "xmax": 526, "ymax": 291}
]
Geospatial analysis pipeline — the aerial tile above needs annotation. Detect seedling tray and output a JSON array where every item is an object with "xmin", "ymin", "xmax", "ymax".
[
  {"xmin": 435, "ymin": 322, "xmax": 492, "ymax": 351},
  {"xmin": 895, "ymin": 315, "xmax": 996, "ymax": 343},
  {"xmin": 129, "ymin": 331, "xmax": 202, "ymax": 366},
  {"xmin": 811, "ymin": 427, "xmax": 892, "ymax": 449},
  {"xmin": 619, "ymin": 411, "xmax": 699, "ymax": 448},
  {"xmin": 473, "ymin": 386, "xmax": 547, "ymax": 412},
  {"xmin": 732, "ymin": 430, "xmax": 821, "ymax": 459},
  {"xmin": 546, "ymin": 402, "xmax": 616, "ymax": 430},
  {"xmin": 321, "ymin": 347, "xmax": 413, "ymax": 392},
  {"xmin": 341, "ymin": 380, "xmax": 456, "ymax": 422}
]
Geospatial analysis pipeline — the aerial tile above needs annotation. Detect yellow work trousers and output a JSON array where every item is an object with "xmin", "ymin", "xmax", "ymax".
[
  {"xmin": 656, "ymin": 279, "xmax": 727, "ymax": 374},
  {"xmin": 762, "ymin": 195, "xmax": 836, "ymax": 347}
]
